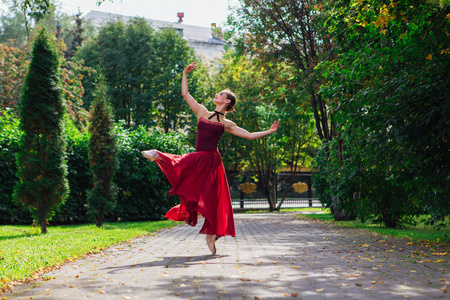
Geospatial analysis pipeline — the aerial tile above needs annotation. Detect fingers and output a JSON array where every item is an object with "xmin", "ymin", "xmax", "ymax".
[
  {"xmin": 272, "ymin": 120, "xmax": 280, "ymax": 131},
  {"xmin": 185, "ymin": 62, "xmax": 197, "ymax": 73}
]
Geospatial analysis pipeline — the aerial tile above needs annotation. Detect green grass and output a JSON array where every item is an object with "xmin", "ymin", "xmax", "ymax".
[
  {"xmin": 298, "ymin": 213, "xmax": 450, "ymax": 245},
  {"xmin": 0, "ymin": 220, "xmax": 178, "ymax": 290}
]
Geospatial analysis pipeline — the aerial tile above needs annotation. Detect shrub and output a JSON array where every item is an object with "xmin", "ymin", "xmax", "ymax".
[
  {"xmin": 14, "ymin": 28, "xmax": 69, "ymax": 234},
  {"xmin": 0, "ymin": 112, "xmax": 193, "ymax": 225},
  {"xmin": 87, "ymin": 81, "xmax": 119, "ymax": 226}
]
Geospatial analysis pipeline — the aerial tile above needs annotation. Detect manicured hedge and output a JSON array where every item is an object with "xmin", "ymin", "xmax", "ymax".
[{"xmin": 0, "ymin": 111, "xmax": 193, "ymax": 225}]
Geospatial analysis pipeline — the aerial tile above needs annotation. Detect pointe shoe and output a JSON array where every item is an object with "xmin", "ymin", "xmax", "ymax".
[
  {"xmin": 141, "ymin": 150, "xmax": 159, "ymax": 161},
  {"xmin": 206, "ymin": 234, "xmax": 217, "ymax": 255}
]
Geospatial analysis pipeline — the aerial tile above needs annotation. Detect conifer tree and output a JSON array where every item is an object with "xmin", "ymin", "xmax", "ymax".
[
  {"xmin": 14, "ymin": 28, "xmax": 69, "ymax": 234},
  {"xmin": 87, "ymin": 79, "xmax": 119, "ymax": 227}
]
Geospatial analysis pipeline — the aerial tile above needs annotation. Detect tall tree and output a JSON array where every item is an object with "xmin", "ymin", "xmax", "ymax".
[
  {"xmin": 14, "ymin": 28, "xmax": 69, "ymax": 234},
  {"xmin": 314, "ymin": 0, "xmax": 450, "ymax": 227},
  {"xmin": 76, "ymin": 18, "xmax": 197, "ymax": 129},
  {"xmin": 153, "ymin": 27, "xmax": 197, "ymax": 133},
  {"xmin": 212, "ymin": 51, "xmax": 318, "ymax": 210},
  {"xmin": 87, "ymin": 78, "xmax": 119, "ymax": 227},
  {"xmin": 228, "ymin": 0, "xmax": 353, "ymax": 218},
  {"xmin": 3, "ymin": 0, "xmax": 53, "ymax": 39}
]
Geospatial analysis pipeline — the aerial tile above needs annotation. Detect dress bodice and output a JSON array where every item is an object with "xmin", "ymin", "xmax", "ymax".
[{"xmin": 195, "ymin": 117, "xmax": 225, "ymax": 152}]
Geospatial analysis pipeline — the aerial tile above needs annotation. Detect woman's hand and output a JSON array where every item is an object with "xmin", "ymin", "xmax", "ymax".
[
  {"xmin": 184, "ymin": 62, "xmax": 197, "ymax": 74},
  {"xmin": 269, "ymin": 120, "xmax": 280, "ymax": 133}
]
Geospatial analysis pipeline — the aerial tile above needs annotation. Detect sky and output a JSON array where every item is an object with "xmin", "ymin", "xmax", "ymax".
[{"xmin": 0, "ymin": 0, "xmax": 239, "ymax": 28}]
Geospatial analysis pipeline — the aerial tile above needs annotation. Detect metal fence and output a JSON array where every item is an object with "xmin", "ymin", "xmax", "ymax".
[{"xmin": 226, "ymin": 171, "xmax": 321, "ymax": 209}]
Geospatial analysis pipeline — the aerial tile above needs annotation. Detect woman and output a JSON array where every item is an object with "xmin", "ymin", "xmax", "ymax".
[{"xmin": 142, "ymin": 62, "xmax": 279, "ymax": 254}]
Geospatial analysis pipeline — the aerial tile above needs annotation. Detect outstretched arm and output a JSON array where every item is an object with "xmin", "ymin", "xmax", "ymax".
[
  {"xmin": 182, "ymin": 62, "xmax": 207, "ymax": 117},
  {"xmin": 225, "ymin": 120, "xmax": 280, "ymax": 140}
]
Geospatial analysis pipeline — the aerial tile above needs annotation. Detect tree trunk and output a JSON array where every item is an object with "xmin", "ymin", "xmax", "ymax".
[
  {"xmin": 41, "ymin": 217, "xmax": 47, "ymax": 234},
  {"xmin": 95, "ymin": 211, "xmax": 104, "ymax": 227}
]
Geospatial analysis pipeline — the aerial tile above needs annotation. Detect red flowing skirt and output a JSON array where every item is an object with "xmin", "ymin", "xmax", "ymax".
[{"xmin": 156, "ymin": 150, "xmax": 235, "ymax": 237}]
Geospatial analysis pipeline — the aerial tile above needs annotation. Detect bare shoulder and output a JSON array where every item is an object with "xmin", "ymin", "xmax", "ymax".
[
  {"xmin": 223, "ymin": 118, "xmax": 238, "ymax": 131},
  {"xmin": 194, "ymin": 104, "xmax": 209, "ymax": 118},
  {"xmin": 198, "ymin": 109, "xmax": 216, "ymax": 120}
]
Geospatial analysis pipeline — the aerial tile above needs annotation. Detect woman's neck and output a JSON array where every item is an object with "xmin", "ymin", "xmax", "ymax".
[{"xmin": 214, "ymin": 104, "xmax": 227, "ymax": 114}]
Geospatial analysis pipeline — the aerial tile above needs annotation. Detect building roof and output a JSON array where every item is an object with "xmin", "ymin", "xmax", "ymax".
[{"xmin": 84, "ymin": 10, "xmax": 224, "ymax": 45}]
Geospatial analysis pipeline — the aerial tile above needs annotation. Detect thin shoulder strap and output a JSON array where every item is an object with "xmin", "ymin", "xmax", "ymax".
[{"xmin": 208, "ymin": 110, "xmax": 224, "ymax": 122}]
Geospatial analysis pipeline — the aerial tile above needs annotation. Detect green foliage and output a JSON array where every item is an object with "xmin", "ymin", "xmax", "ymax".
[
  {"xmin": 1, "ymin": 38, "xmax": 91, "ymax": 131},
  {"xmin": 112, "ymin": 125, "xmax": 193, "ymax": 221},
  {"xmin": 52, "ymin": 117, "xmax": 90, "ymax": 224},
  {"xmin": 211, "ymin": 50, "xmax": 319, "ymax": 210},
  {"xmin": 153, "ymin": 28, "xmax": 197, "ymax": 133},
  {"xmin": 0, "ymin": 109, "xmax": 193, "ymax": 224},
  {"xmin": 0, "ymin": 9, "xmax": 28, "ymax": 45},
  {"xmin": 0, "ymin": 110, "xmax": 33, "ymax": 224},
  {"xmin": 7, "ymin": 0, "xmax": 52, "ymax": 22},
  {"xmin": 14, "ymin": 28, "xmax": 69, "ymax": 233},
  {"xmin": 87, "ymin": 80, "xmax": 119, "ymax": 227},
  {"xmin": 312, "ymin": 0, "xmax": 450, "ymax": 228},
  {"xmin": 76, "ymin": 18, "xmax": 197, "ymax": 129}
]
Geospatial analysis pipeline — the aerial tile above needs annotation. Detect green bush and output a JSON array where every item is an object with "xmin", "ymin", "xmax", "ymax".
[
  {"xmin": 51, "ymin": 120, "xmax": 90, "ymax": 224},
  {"xmin": 0, "ymin": 110, "xmax": 33, "ymax": 224},
  {"xmin": 111, "ymin": 125, "xmax": 192, "ymax": 222},
  {"xmin": 0, "ymin": 112, "xmax": 193, "ymax": 225}
]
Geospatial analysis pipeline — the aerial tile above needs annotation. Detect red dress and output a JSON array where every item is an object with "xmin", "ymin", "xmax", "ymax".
[{"xmin": 155, "ymin": 117, "xmax": 236, "ymax": 237}]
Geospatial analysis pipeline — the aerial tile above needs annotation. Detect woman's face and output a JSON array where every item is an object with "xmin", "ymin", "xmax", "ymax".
[{"xmin": 213, "ymin": 90, "xmax": 230, "ymax": 106}]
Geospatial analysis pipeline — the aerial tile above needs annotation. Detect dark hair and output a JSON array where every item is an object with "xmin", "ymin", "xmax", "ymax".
[{"xmin": 224, "ymin": 89, "xmax": 236, "ymax": 112}]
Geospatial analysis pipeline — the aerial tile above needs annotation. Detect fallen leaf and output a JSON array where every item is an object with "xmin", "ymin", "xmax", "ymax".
[
  {"xmin": 291, "ymin": 292, "xmax": 298, "ymax": 297},
  {"xmin": 69, "ymin": 285, "xmax": 75, "ymax": 288},
  {"xmin": 341, "ymin": 283, "xmax": 350, "ymax": 286},
  {"xmin": 442, "ymin": 286, "xmax": 447, "ymax": 293},
  {"xmin": 99, "ymin": 290, "xmax": 105, "ymax": 294},
  {"xmin": 123, "ymin": 297, "xmax": 132, "ymax": 300},
  {"xmin": 290, "ymin": 266, "xmax": 298, "ymax": 269},
  {"xmin": 254, "ymin": 297, "xmax": 260, "ymax": 299},
  {"xmin": 241, "ymin": 278, "xmax": 251, "ymax": 282},
  {"xmin": 315, "ymin": 289, "xmax": 324, "ymax": 292}
]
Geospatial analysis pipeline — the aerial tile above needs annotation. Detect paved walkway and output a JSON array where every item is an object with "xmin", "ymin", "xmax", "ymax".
[{"xmin": 5, "ymin": 212, "xmax": 450, "ymax": 299}]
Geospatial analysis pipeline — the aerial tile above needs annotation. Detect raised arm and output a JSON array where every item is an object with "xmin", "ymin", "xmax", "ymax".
[
  {"xmin": 225, "ymin": 120, "xmax": 280, "ymax": 140},
  {"xmin": 182, "ymin": 62, "xmax": 207, "ymax": 117}
]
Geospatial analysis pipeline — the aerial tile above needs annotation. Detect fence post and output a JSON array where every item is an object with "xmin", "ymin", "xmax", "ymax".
[
  {"xmin": 275, "ymin": 172, "xmax": 278, "ymax": 204},
  {"xmin": 240, "ymin": 190, "xmax": 244, "ymax": 209},
  {"xmin": 307, "ymin": 176, "xmax": 313, "ymax": 207}
]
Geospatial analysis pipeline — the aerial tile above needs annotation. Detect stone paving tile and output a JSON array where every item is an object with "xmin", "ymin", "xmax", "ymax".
[{"xmin": 4, "ymin": 212, "xmax": 450, "ymax": 299}]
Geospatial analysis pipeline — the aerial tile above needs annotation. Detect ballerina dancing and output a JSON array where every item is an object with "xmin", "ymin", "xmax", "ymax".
[{"xmin": 142, "ymin": 62, "xmax": 279, "ymax": 254}]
